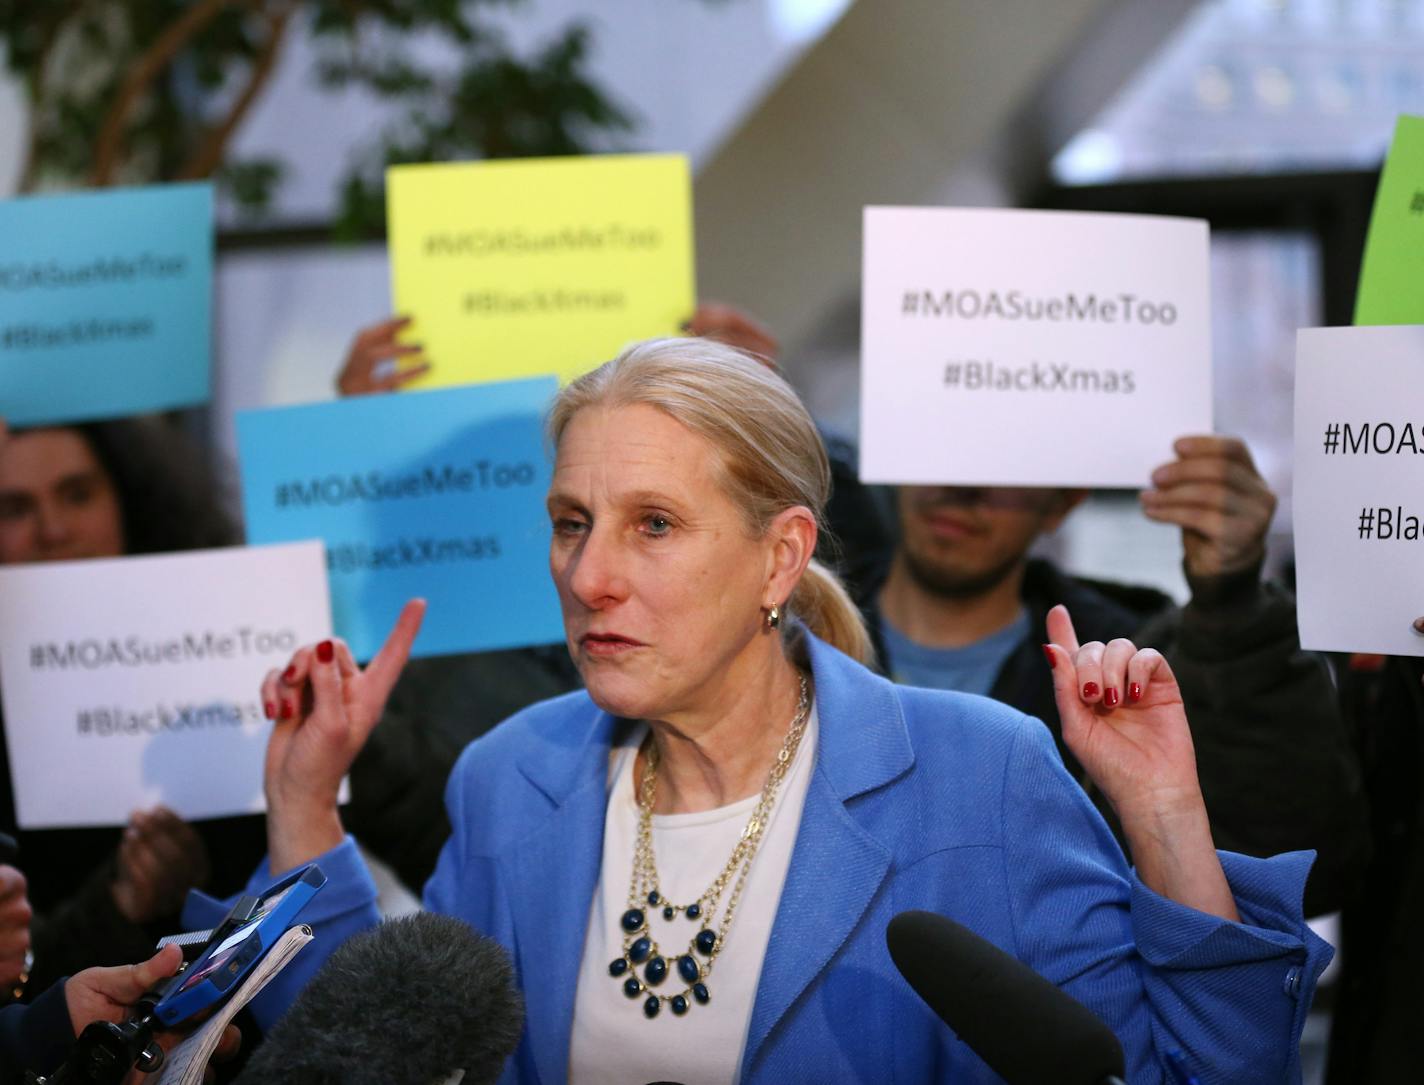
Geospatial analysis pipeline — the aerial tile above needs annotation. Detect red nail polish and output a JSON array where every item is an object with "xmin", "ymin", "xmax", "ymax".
[
  {"xmin": 282, "ymin": 665, "xmax": 297, "ymax": 683},
  {"xmin": 1082, "ymin": 682, "xmax": 1100, "ymax": 699},
  {"xmin": 1129, "ymin": 682, "xmax": 1142, "ymax": 702},
  {"xmin": 316, "ymin": 640, "xmax": 334, "ymax": 664},
  {"xmin": 281, "ymin": 699, "xmax": 294, "ymax": 719},
  {"xmin": 1041, "ymin": 645, "xmax": 1055, "ymax": 668},
  {"xmin": 263, "ymin": 702, "xmax": 276, "ymax": 720},
  {"xmin": 1104, "ymin": 687, "xmax": 1120, "ymax": 708}
]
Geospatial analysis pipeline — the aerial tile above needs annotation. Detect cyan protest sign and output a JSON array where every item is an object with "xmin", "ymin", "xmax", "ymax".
[
  {"xmin": 0, "ymin": 183, "xmax": 212, "ymax": 426},
  {"xmin": 236, "ymin": 378, "xmax": 564, "ymax": 660}
]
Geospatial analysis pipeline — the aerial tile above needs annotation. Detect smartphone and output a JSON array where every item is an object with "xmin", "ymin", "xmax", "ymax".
[{"xmin": 150, "ymin": 863, "xmax": 325, "ymax": 1026}]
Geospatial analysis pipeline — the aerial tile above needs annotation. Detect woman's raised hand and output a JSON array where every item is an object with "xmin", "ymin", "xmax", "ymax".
[
  {"xmin": 1042, "ymin": 604, "xmax": 1238, "ymax": 920},
  {"xmin": 1042, "ymin": 604, "xmax": 1199, "ymax": 823},
  {"xmin": 261, "ymin": 599, "xmax": 426, "ymax": 872}
]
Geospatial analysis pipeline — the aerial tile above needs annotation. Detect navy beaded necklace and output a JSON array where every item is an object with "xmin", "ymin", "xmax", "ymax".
[{"xmin": 608, "ymin": 674, "xmax": 812, "ymax": 1019}]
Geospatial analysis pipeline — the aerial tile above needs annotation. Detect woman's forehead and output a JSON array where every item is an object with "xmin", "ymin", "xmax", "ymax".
[
  {"xmin": 0, "ymin": 428, "xmax": 101, "ymax": 490},
  {"xmin": 550, "ymin": 404, "xmax": 724, "ymax": 502}
]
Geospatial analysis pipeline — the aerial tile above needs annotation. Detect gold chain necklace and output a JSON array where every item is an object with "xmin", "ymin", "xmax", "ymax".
[{"xmin": 608, "ymin": 673, "xmax": 812, "ymax": 1020}]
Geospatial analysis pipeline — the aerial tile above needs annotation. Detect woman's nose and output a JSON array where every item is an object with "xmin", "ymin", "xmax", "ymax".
[
  {"xmin": 567, "ymin": 525, "xmax": 629, "ymax": 608},
  {"xmin": 34, "ymin": 500, "xmax": 74, "ymax": 549}
]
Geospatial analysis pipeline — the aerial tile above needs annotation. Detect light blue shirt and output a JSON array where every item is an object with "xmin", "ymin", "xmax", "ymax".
[{"xmin": 879, "ymin": 608, "xmax": 1030, "ymax": 695}]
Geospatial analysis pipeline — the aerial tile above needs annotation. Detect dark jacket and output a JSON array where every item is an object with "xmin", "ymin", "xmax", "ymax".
[
  {"xmin": 0, "ymin": 978, "xmax": 72, "ymax": 1082},
  {"xmin": 1326, "ymin": 652, "xmax": 1424, "ymax": 1083},
  {"xmin": 860, "ymin": 558, "xmax": 1369, "ymax": 917}
]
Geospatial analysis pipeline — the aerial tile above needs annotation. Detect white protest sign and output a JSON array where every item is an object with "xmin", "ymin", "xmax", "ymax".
[
  {"xmin": 860, "ymin": 207, "xmax": 1212, "ymax": 487},
  {"xmin": 0, "ymin": 542, "xmax": 331, "ymax": 828},
  {"xmin": 1294, "ymin": 325, "xmax": 1424, "ymax": 656}
]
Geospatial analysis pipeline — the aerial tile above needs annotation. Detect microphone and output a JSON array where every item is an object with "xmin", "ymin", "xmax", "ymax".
[
  {"xmin": 235, "ymin": 913, "xmax": 524, "ymax": 1085},
  {"xmin": 886, "ymin": 910, "xmax": 1126, "ymax": 1085}
]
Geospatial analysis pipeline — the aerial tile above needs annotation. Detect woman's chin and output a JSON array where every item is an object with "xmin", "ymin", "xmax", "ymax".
[{"xmin": 580, "ymin": 671, "xmax": 661, "ymax": 721}]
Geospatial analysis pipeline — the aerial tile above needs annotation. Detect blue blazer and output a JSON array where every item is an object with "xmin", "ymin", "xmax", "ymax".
[{"xmin": 191, "ymin": 632, "xmax": 1330, "ymax": 1084}]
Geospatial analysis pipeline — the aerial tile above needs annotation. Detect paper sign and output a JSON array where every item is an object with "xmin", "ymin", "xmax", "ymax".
[
  {"xmin": 1293, "ymin": 325, "xmax": 1424, "ymax": 656},
  {"xmin": 386, "ymin": 154, "xmax": 695, "ymax": 387},
  {"xmin": 237, "ymin": 379, "xmax": 564, "ymax": 660},
  {"xmin": 0, "ymin": 183, "xmax": 213, "ymax": 426},
  {"xmin": 859, "ymin": 207, "xmax": 1212, "ymax": 487},
  {"xmin": 0, "ymin": 543, "xmax": 330, "ymax": 828},
  {"xmin": 1354, "ymin": 115, "xmax": 1424, "ymax": 325}
]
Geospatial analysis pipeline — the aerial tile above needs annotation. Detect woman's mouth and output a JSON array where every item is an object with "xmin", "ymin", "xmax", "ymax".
[{"xmin": 579, "ymin": 632, "xmax": 646, "ymax": 657}]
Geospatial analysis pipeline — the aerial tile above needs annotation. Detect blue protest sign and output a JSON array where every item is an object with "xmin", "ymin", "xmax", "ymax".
[
  {"xmin": 0, "ymin": 183, "xmax": 212, "ymax": 425},
  {"xmin": 237, "ymin": 378, "xmax": 564, "ymax": 660}
]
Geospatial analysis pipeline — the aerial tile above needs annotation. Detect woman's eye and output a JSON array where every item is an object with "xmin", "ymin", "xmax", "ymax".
[
  {"xmin": 61, "ymin": 482, "xmax": 95, "ymax": 507},
  {"xmin": 643, "ymin": 515, "xmax": 672, "ymax": 537}
]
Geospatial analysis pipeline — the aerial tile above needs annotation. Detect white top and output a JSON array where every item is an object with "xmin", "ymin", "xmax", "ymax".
[{"xmin": 569, "ymin": 703, "xmax": 819, "ymax": 1085}]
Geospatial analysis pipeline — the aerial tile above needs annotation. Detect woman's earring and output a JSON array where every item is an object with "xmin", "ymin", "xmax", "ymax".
[{"xmin": 765, "ymin": 603, "xmax": 781, "ymax": 630}]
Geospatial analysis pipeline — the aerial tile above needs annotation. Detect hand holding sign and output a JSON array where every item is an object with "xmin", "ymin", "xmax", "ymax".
[
  {"xmin": 262, "ymin": 599, "xmax": 426, "ymax": 873},
  {"xmin": 336, "ymin": 315, "xmax": 431, "ymax": 396},
  {"xmin": 112, "ymin": 806, "xmax": 210, "ymax": 925},
  {"xmin": 682, "ymin": 301, "xmax": 780, "ymax": 366},
  {"xmin": 1140, "ymin": 435, "xmax": 1277, "ymax": 580}
]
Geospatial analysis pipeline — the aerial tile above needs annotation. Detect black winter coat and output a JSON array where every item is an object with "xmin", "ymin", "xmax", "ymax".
[{"xmin": 1326, "ymin": 653, "xmax": 1424, "ymax": 1084}]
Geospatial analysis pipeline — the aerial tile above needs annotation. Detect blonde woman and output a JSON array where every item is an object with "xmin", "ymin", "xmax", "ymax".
[{"xmin": 203, "ymin": 340, "xmax": 1328, "ymax": 1084}]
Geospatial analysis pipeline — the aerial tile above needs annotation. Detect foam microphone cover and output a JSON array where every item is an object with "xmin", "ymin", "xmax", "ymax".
[
  {"xmin": 235, "ymin": 913, "xmax": 524, "ymax": 1085},
  {"xmin": 886, "ymin": 910, "xmax": 1125, "ymax": 1085}
]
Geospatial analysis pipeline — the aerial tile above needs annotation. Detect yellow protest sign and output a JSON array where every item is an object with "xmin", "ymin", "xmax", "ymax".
[{"xmin": 386, "ymin": 153, "xmax": 695, "ymax": 387}]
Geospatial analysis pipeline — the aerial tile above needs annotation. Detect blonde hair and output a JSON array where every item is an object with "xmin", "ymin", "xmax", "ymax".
[{"xmin": 548, "ymin": 337, "xmax": 873, "ymax": 665}]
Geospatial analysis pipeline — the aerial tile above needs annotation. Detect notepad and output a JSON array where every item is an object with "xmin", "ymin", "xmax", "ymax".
[{"xmin": 155, "ymin": 924, "xmax": 313, "ymax": 1085}]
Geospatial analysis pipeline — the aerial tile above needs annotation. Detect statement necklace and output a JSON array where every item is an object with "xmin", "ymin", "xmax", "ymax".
[{"xmin": 608, "ymin": 674, "xmax": 812, "ymax": 1020}]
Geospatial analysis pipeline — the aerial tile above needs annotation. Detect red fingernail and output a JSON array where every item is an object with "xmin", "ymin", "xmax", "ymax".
[
  {"xmin": 316, "ymin": 640, "xmax": 334, "ymax": 664},
  {"xmin": 281, "ymin": 699, "xmax": 294, "ymax": 719},
  {"xmin": 1041, "ymin": 645, "xmax": 1055, "ymax": 668},
  {"xmin": 1104, "ymin": 687, "xmax": 1120, "ymax": 708},
  {"xmin": 1082, "ymin": 682, "xmax": 1100, "ymax": 698},
  {"xmin": 282, "ymin": 665, "xmax": 297, "ymax": 683},
  {"xmin": 263, "ymin": 702, "xmax": 276, "ymax": 720},
  {"xmin": 1129, "ymin": 682, "xmax": 1142, "ymax": 702}
]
